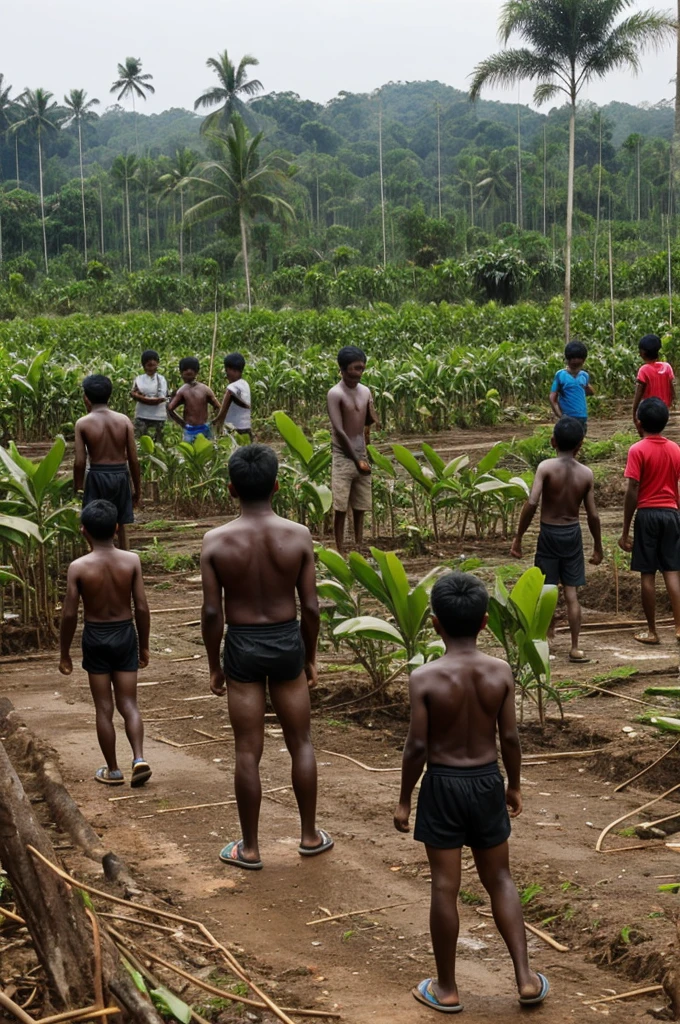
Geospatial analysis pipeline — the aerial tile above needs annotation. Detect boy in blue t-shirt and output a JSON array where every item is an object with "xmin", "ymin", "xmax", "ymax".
[{"xmin": 549, "ymin": 340, "xmax": 594, "ymax": 433}]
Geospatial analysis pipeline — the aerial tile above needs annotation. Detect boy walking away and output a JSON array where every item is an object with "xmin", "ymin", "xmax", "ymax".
[
  {"xmin": 633, "ymin": 333, "xmax": 675, "ymax": 424},
  {"xmin": 131, "ymin": 349, "xmax": 168, "ymax": 444},
  {"xmin": 327, "ymin": 346, "xmax": 379, "ymax": 554},
  {"xmin": 58, "ymin": 500, "xmax": 152, "ymax": 788},
  {"xmin": 510, "ymin": 417, "xmax": 602, "ymax": 663},
  {"xmin": 619, "ymin": 397, "xmax": 680, "ymax": 645},
  {"xmin": 549, "ymin": 340, "xmax": 594, "ymax": 434},
  {"xmin": 394, "ymin": 572, "xmax": 548, "ymax": 1013},
  {"xmin": 74, "ymin": 374, "xmax": 140, "ymax": 552},
  {"xmin": 214, "ymin": 352, "xmax": 252, "ymax": 441},
  {"xmin": 167, "ymin": 357, "xmax": 221, "ymax": 443},
  {"xmin": 201, "ymin": 445, "xmax": 331, "ymax": 870}
]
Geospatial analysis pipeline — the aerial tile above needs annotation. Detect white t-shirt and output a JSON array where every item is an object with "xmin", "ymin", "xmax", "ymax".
[
  {"xmin": 134, "ymin": 372, "xmax": 168, "ymax": 421},
  {"xmin": 225, "ymin": 379, "xmax": 251, "ymax": 430}
]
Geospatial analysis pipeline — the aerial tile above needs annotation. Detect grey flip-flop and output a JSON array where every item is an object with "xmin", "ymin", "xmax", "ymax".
[{"xmin": 298, "ymin": 828, "xmax": 334, "ymax": 857}]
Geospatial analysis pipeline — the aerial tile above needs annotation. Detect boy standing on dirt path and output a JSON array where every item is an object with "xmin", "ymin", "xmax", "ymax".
[
  {"xmin": 167, "ymin": 357, "xmax": 221, "ymax": 443},
  {"xmin": 74, "ymin": 374, "xmax": 140, "ymax": 552},
  {"xmin": 510, "ymin": 417, "xmax": 602, "ymax": 663},
  {"xmin": 633, "ymin": 333, "xmax": 675, "ymax": 423},
  {"xmin": 619, "ymin": 397, "xmax": 680, "ymax": 645},
  {"xmin": 549, "ymin": 340, "xmax": 594, "ymax": 434},
  {"xmin": 58, "ymin": 499, "xmax": 152, "ymax": 788},
  {"xmin": 327, "ymin": 346, "xmax": 379, "ymax": 554},
  {"xmin": 214, "ymin": 352, "xmax": 253, "ymax": 441},
  {"xmin": 394, "ymin": 571, "xmax": 548, "ymax": 1013},
  {"xmin": 200, "ymin": 444, "xmax": 332, "ymax": 870}
]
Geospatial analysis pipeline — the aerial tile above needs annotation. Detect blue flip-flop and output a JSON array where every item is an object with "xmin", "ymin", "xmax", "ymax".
[
  {"xmin": 219, "ymin": 839, "xmax": 263, "ymax": 871},
  {"xmin": 298, "ymin": 828, "xmax": 334, "ymax": 857},
  {"xmin": 519, "ymin": 973, "xmax": 550, "ymax": 1006},
  {"xmin": 94, "ymin": 767, "xmax": 124, "ymax": 786},
  {"xmin": 412, "ymin": 979, "xmax": 463, "ymax": 1014}
]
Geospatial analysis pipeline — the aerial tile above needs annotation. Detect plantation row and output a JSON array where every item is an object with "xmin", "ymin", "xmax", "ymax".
[{"xmin": 0, "ymin": 297, "xmax": 674, "ymax": 441}]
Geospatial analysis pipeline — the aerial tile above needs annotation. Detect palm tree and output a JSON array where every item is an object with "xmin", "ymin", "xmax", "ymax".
[
  {"xmin": 110, "ymin": 154, "xmax": 138, "ymax": 271},
  {"xmin": 158, "ymin": 148, "xmax": 198, "ymax": 275},
  {"xmin": 182, "ymin": 116, "xmax": 294, "ymax": 310},
  {"xmin": 12, "ymin": 89, "xmax": 60, "ymax": 273},
  {"xmin": 134, "ymin": 157, "xmax": 159, "ymax": 266},
  {"xmin": 63, "ymin": 89, "xmax": 100, "ymax": 265},
  {"xmin": 193, "ymin": 51, "xmax": 263, "ymax": 133},
  {"xmin": 110, "ymin": 58, "xmax": 155, "ymax": 153},
  {"xmin": 477, "ymin": 150, "xmax": 513, "ymax": 221},
  {"xmin": 0, "ymin": 75, "xmax": 15, "ymax": 265},
  {"xmin": 470, "ymin": 0, "xmax": 675, "ymax": 340},
  {"xmin": 455, "ymin": 154, "xmax": 485, "ymax": 227}
]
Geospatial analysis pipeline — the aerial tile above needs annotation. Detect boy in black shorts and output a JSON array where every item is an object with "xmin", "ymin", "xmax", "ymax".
[
  {"xmin": 394, "ymin": 572, "xmax": 548, "ymax": 1013},
  {"xmin": 511, "ymin": 417, "xmax": 602, "ymax": 662},
  {"xmin": 619, "ymin": 397, "xmax": 680, "ymax": 644},
  {"xmin": 59, "ymin": 500, "xmax": 152, "ymax": 787}
]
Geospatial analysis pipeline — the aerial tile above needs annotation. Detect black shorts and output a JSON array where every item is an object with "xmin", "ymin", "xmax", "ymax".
[
  {"xmin": 82, "ymin": 619, "xmax": 139, "ymax": 675},
  {"xmin": 535, "ymin": 521, "xmax": 585, "ymax": 587},
  {"xmin": 414, "ymin": 762, "xmax": 511, "ymax": 850},
  {"xmin": 632, "ymin": 507, "xmax": 680, "ymax": 573},
  {"xmin": 223, "ymin": 619, "xmax": 306, "ymax": 684},
  {"xmin": 83, "ymin": 463, "xmax": 134, "ymax": 526}
]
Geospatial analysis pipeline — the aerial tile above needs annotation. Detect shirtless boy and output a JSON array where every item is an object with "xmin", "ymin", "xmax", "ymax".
[
  {"xmin": 59, "ymin": 499, "xmax": 152, "ymax": 788},
  {"xmin": 200, "ymin": 444, "xmax": 332, "ymax": 870},
  {"xmin": 167, "ymin": 357, "xmax": 220, "ymax": 443},
  {"xmin": 327, "ymin": 346, "xmax": 378, "ymax": 554},
  {"xmin": 510, "ymin": 417, "xmax": 603, "ymax": 662},
  {"xmin": 394, "ymin": 572, "xmax": 548, "ymax": 1012},
  {"xmin": 74, "ymin": 374, "xmax": 140, "ymax": 551}
]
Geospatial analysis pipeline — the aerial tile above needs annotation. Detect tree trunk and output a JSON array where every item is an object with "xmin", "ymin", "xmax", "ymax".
[
  {"xmin": 99, "ymin": 180, "xmax": 105, "ymax": 255},
  {"xmin": 179, "ymin": 189, "xmax": 184, "ymax": 276},
  {"xmin": 564, "ymin": 99, "xmax": 576, "ymax": 343},
  {"xmin": 125, "ymin": 173, "xmax": 132, "ymax": 272},
  {"xmin": 37, "ymin": 129, "xmax": 48, "ymax": 275},
  {"xmin": 14, "ymin": 133, "xmax": 19, "ymax": 185},
  {"xmin": 240, "ymin": 209, "xmax": 251, "ymax": 312},
  {"xmin": 78, "ymin": 120, "xmax": 88, "ymax": 266}
]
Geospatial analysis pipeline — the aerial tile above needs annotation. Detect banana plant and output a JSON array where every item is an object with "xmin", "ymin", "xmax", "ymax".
[
  {"xmin": 486, "ymin": 566, "xmax": 558, "ymax": 728},
  {"xmin": 274, "ymin": 411, "xmax": 332, "ymax": 526}
]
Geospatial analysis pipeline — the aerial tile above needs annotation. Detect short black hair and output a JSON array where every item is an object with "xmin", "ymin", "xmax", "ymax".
[
  {"xmin": 564, "ymin": 340, "xmax": 588, "ymax": 362},
  {"xmin": 179, "ymin": 356, "xmax": 199, "ymax": 373},
  {"xmin": 637, "ymin": 396, "xmax": 669, "ymax": 434},
  {"xmin": 228, "ymin": 444, "xmax": 278, "ymax": 501},
  {"xmin": 639, "ymin": 333, "xmax": 662, "ymax": 358},
  {"xmin": 553, "ymin": 416, "xmax": 584, "ymax": 452},
  {"xmin": 141, "ymin": 349, "xmax": 160, "ymax": 366},
  {"xmin": 80, "ymin": 499, "xmax": 117, "ymax": 539},
  {"xmin": 224, "ymin": 352, "xmax": 246, "ymax": 372},
  {"xmin": 82, "ymin": 374, "xmax": 112, "ymax": 404},
  {"xmin": 338, "ymin": 346, "xmax": 367, "ymax": 370},
  {"xmin": 431, "ymin": 571, "xmax": 488, "ymax": 639}
]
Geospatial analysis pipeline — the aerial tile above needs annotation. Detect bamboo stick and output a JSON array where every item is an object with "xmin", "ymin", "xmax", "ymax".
[
  {"xmin": 0, "ymin": 989, "xmax": 36, "ymax": 1024},
  {"xmin": 306, "ymin": 900, "xmax": 421, "ymax": 925},
  {"xmin": 596, "ymin": 783, "xmax": 680, "ymax": 852},
  {"xmin": 614, "ymin": 740, "xmax": 680, "ymax": 792},
  {"xmin": 98, "ymin": 913, "xmax": 212, "ymax": 946},
  {"xmin": 321, "ymin": 750, "xmax": 399, "ymax": 772},
  {"xmin": 155, "ymin": 787, "xmax": 289, "ymax": 814},
  {"xmin": 475, "ymin": 909, "xmax": 568, "ymax": 952},
  {"xmin": 36, "ymin": 1010, "xmax": 120, "ymax": 1024},
  {"xmin": 149, "ymin": 606, "xmax": 197, "ymax": 615},
  {"xmin": 583, "ymin": 984, "xmax": 663, "ymax": 1005},
  {"xmin": 523, "ymin": 749, "xmax": 604, "ymax": 760},
  {"xmin": 578, "ymin": 684, "xmax": 656, "ymax": 707},
  {"xmin": 0, "ymin": 906, "xmax": 26, "ymax": 925}
]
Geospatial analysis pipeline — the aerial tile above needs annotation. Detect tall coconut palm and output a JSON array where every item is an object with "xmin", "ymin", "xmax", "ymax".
[
  {"xmin": 182, "ymin": 116, "xmax": 294, "ymax": 310},
  {"xmin": 470, "ymin": 0, "xmax": 675, "ymax": 340},
  {"xmin": 193, "ymin": 51, "xmax": 263, "ymax": 134},
  {"xmin": 158, "ymin": 148, "xmax": 198, "ymax": 275},
  {"xmin": 455, "ymin": 154, "xmax": 485, "ymax": 227},
  {"xmin": 12, "ymin": 88, "xmax": 60, "ymax": 273},
  {"xmin": 110, "ymin": 58, "xmax": 155, "ymax": 153},
  {"xmin": 111, "ymin": 154, "xmax": 138, "ymax": 271},
  {"xmin": 134, "ymin": 157, "xmax": 159, "ymax": 266},
  {"xmin": 0, "ymin": 75, "xmax": 15, "ymax": 265},
  {"xmin": 63, "ymin": 89, "xmax": 99, "ymax": 265}
]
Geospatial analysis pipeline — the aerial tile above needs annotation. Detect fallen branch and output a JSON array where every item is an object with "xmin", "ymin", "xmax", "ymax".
[
  {"xmin": 169, "ymin": 655, "xmax": 203, "ymax": 664},
  {"xmin": 306, "ymin": 900, "xmax": 421, "ymax": 925},
  {"xmin": 600, "ymin": 843, "xmax": 657, "ymax": 853},
  {"xmin": 155, "ymin": 787, "xmax": 289, "ymax": 814},
  {"xmin": 192, "ymin": 729, "xmax": 220, "ymax": 740},
  {"xmin": 523, "ymin": 749, "xmax": 605, "ymax": 760},
  {"xmin": 149, "ymin": 606, "xmax": 197, "ymax": 615},
  {"xmin": 475, "ymin": 909, "xmax": 568, "ymax": 952},
  {"xmin": 639, "ymin": 809, "xmax": 680, "ymax": 830},
  {"xmin": 0, "ymin": 906, "xmax": 26, "ymax": 925},
  {"xmin": 321, "ymin": 750, "xmax": 399, "ymax": 772},
  {"xmin": 614, "ymin": 740, "xmax": 680, "ymax": 792},
  {"xmin": 583, "ymin": 984, "xmax": 664, "ymax": 1005},
  {"xmin": 36, "ymin": 1010, "xmax": 120, "ymax": 1024},
  {"xmin": 577, "ymin": 684, "xmax": 656, "ymax": 707},
  {"xmin": 0, "ymin": 989, "xmax": 36, "ymax": 1024},
  {"xmin": 596, "ymin": 783, "xmax": 680, "ymax": 852}
]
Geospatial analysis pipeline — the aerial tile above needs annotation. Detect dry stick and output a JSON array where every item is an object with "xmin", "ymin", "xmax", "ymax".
[
  {"xmin": 596, "ymin": 783, "xmax": 680, "ymax": 852},
  {"xmin": 583, "ymin": 984, "xmax": 664, "ymax": 1005},
  {"xmin": 36, "ymin": 1011, "xmax": 120, "ymax": 1024},
  {"xmin": 27, "ymin": 848, "xmax": 297, "ymax": 1024},
  {"xmin": 615, "ymin": 739, "xmax": 680, "ymax": 792},
  {"xmin": 0, "ymin": 989, "xmax": 36, "ymax": 1024},
  {"xmin": 85, "ymin": 908, "xmax": 105, "ymax": 1010},
  {"xmin": 192, "ymin": 729, "xmax": 220, "ymax": 740},
  {"xmin": 169, "ymin": 655, "xmax": 203, "ymax": 663},
  {"xmin": 523, "ymin": 749, "xmax": 605, "ymax": 760},
  {"xmin": 321, "ymin": 750, "xmax": 399, "ymax": 772},
  {"xmin": 155, "ymin": 786, "xmax": 289, "ymax": 815},
  {"xmin": 306, "ymin": 900, "xmax": 421, "ymax": 925},
  {"xmin": 557, "ymin": 616, "xmax": 674, "ymax": 632},
  {"xmin": 149, "ymin": 606, "xmax": 197, "ymax": 615},
  {"xmin": 171, "ymin": 695, "xmax": 215, "ymax": 702},
  {"xmin": 0, "ymin": 906, "xmax": 26, "ymax": 925},
  {"xmin": 178, "ymin": 620, "xmax": 200, "ymax": 627},
  {"xmin": 475, "ymin": 909, "xmax": 569, "ymax": 952},
  {"xmin": 99, "ymin": 913, "xmax": 211, "ymax": 946},
  {"xmin": 600, "ymin": 843, "xmax": 656, "ymax": 854},
  {"xmin": 639, "ymin": 809, "xmax": 680, "ymax": 830},
  {"xmin": 577, "ymin": 684, "xmax": 656, "ymax": 707},
  {"xmin": 145, "ymin": 716, "xmax": 195, "ymax": 724}
]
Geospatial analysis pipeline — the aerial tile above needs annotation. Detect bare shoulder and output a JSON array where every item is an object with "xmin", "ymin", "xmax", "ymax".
[
  {"xmin": 274, "ymin": 515, "xmax": 313, "ymax": 544},
  {"xmin": 478, "ymin": 650, "xmax": 513, "ymax": 682},
  {"xmin": 75, "ymin": 413, "xmax": 89, "ymax": 429},
  {"xmin": 201, "ymin": 522, "xmax": 232, "ymax": 549},
  {"xmin": 327, "ymin": 382, "xmax": 342, "ymax": 400},
  {"xmin": 409, "ymin": 661, "xmax": 437, "ymax": 690},
  {"xmin": 111, "ymin": 409, "xmax": 132, "ymax": 426}
]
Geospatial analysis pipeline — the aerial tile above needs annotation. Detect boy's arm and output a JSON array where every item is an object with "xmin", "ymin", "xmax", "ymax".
[
  {"xmin": 73, "ymin": 421, "xmax": 87, "ymax": 494},
  {"xmin": 394, "ymin": 672, "xmax": 428, "ymax": 832},
  {"xmin": 58, "ymin": 564, "xmax": 80, "ymax": 674},
  {"xmin": 583, "ymin": 474, "xmax": 603, "ymax": 564},
  {"xmin": 671, "ymin": 379, "xmax": 676, "ymax": 409},
  {"xmin": 327, "ymin": 389, "xmax": 361, "ymax": 466},
  {"xmin": 498, "ymin": 668, "xmax": 522, "ymax": 816},
  {"xmin": 548, "ymin": 390, "xmax": 562, "ymax": 419},
  {"xmin": 296, "ymin": 531, "xmax": 320, "ymax": 687},
  {"xmin": 206, "ymin": 387, "xmax": 221, "ymax": 413},
  {"xmin": 213, "ymin": 389, "xmax": 233, "ymax": 429},
  {"xmin": 632, "ymin": 381, "xmax": 646, "ymax": 423},
  {"xmin": 510, "ymin": 464, "xmax": 544, "ymax": 558},
  {"xmin": 126, "ymin": 420, "xmax": 141, "ymax": 504},
  {"xmin": 200, "ymin": 536, "xmax": 225, "ymax": 696},
  {"xmin": 167, "ymin": 386, "xmax": 186, "ymax": 427},
  {"xmin": 131, "ymin": 555, "xmax": 151, "ymax": 668},
  {"xmin": 619, "ymin": 478, "xmax": 639, "ymax": 551}
]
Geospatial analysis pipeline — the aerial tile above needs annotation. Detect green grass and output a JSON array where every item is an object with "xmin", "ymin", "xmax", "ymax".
[
  {"xmin": 138, "ymin": 539, "xmax": 197, "ymax": 573},
  {"xmin": 145, "ymin": 519, "xmax": 174, "ymax": 531},
  {"xmin": 520, "ymin": 883, "xmax": 543, "ymax": 906},
  {"xmin": 459, "ymin": 889, "xmax": 484, "ymax": 906}
]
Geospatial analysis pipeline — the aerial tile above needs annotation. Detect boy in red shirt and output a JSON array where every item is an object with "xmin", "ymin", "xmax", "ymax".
[
  {"xmin": 619, "ymin": 397, "xmax": 680, "ymax": 644},
  {"xmin": 633, "ymin": 334, "xmax": 675, "ymax": 424}
]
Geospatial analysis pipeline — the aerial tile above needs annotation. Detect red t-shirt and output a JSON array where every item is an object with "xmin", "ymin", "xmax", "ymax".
[
  {"xmin": 624, "ymin": 435, "xmax": 680, "ymax": 508},
  {"xmin": 637, "ymin": 361, "xmax": 674, "ymax": 407}
]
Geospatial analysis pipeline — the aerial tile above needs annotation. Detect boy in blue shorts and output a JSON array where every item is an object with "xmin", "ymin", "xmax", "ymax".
[
  {"xmin": 549, "ymin": 340, "xmax": 594, "ymax": 433},
  {"xmin": 167, "ymin": 357, "xmax": 221, "ymax": 443}
]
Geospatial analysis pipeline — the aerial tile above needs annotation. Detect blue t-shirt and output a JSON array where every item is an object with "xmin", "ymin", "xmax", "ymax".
[{"xmin": 551, "ymin": 368, "xmax": 589, "ymax": 418}]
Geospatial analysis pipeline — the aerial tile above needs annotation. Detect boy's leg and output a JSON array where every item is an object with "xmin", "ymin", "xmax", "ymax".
[
  {"xmin": 640, "ymin": 572, "xmax": 658, "ymax": 638},
  {"xmin": 472, "ymin": 842, "xmax": 543, "ymax": 1000},
  {"xmin": 117, "ymin": 524, "xmax": 129, "ymax": 551},
  {"xmin": 563, "ymin": 585, "xmax": 582, "ymax": 657},
  {"xmin": 88, "ymin": 673, "xmax": 119, "ymax": 772},
  {"xmin": 268, "ymin": 672, "xmax": 322, "ymax": 849},
  {"xmin": 333, "ymin": 511, "xmax": 347, "ymax": 555},
  {"xmin": 352, "ymin": 509, "xmax": 365, "ymax": 547},
  {"xmin": 226, "ymin": 679, "xmax": 267, "ymax": 863},
  {"xmin": 662, "ymin": 570, "xmax": 680, "ymax": 636},
  {"xmin": 111, "ymin": 671, "xmax": 144, "ymax": 761},
  {"xmin": 423, "ymin": 845, "xmax": 463, "ymax": 1006}
]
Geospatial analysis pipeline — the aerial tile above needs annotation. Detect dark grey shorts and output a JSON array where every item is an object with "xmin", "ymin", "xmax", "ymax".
[
  {"xmin": 223, "ymin": 619, "xmax": 306, "ymax": 684},
  {"xmin": 535, "ymin": 521, "xmax": 585, "ymax": 587},
  {"xmin": 82, "ymin": 619, "xmax": 139, "ymax": 675},
  {"xmin": 632, "ymin": 507, "xmax": 680, "ymax": 574},
  {"xmin": 414, "ymin": 762, "xmax": 511, "ymax": 850},
  {"xmin": 83, "ymin": 463, "xmax": 134, "ymax": 526}
]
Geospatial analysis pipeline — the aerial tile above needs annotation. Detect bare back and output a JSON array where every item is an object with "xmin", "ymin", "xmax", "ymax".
[
  {"xmin": 69, "ymin": 548, "xmax": 142, "ymax": 622},
  {"xmin": 410, "ymin": 649, "xmax": 514, "ymax": 766},
  {"xmin": 202, "ymin": 512, "xmax": 314, "ymax": 625},
  {"xmin": 327, "ymin": 381, "xmax": 373, "ymax": 457},
  {"xmin": 75, "ymin": 408, "xmax": 132, "ymax": 465},
  {"xmin": 534, "ymin": 455, "xmax": 594, "ymax": 525}
]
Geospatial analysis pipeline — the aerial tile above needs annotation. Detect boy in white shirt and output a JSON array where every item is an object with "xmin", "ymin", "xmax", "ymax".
[
  {"xmin": 131, "ymin": 350, "xmax": 168, "ymax": 444},
  {"xmin": 215, "ymin": 352, "xmax": 252, "ymax": 441}
]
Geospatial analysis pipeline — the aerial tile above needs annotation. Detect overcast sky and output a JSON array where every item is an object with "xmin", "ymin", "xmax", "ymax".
[{"xmin": 2, "ymin": 0, "xmax": 676, "ymax": 116}]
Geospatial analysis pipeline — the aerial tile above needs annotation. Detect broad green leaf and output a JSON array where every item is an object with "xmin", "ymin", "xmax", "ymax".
[
  {"xmin": 121, "ymin": 958, "xmax": 148, "ymax": 995},
  {"xmin": 645, "ymin": 686, "xmax": 680, "ymax": 697},
  {"xmin": 10, "ymin": 374, "xmax": 33, "ymax": 395},
  {"xmin": 348, "ymin": 552, "xmax": 391, "ymax": 608},
  {"xmin": 193, "ymin": 432, "xmax": 213, "ymax": 454},
  {"xmin": 138, "ymin": 434, "xmax": 155, "ymax": 454},
  {"xmin": 531, "ymin": 585, "xmax": 558, "ymax": 640},
  {"xmin": 315, "ymin": 545, "xmax": 354, "ymax": 588},
  {"xmin": 372, "ymin": 548, "xmax": 410, "ymax": 634},
  {"xmin": 32, "ymin": 436, "xmax": 66, "ymax": 506},
  {"xmin": 273, "ymin": 410, "xmax": 313, "ymax": 467},
  {"xmin": 476, "ymin": 443, "xmax": 506, "ymax": 475},
  {"xmin": 317, "ymin": 580, "xmax": 355, "ymax": 611},
  {"xmin": 649, "ymin": 716, "xmax": 680, "ymax": 734},
  {"xmin": 486, "ymin": 598, "xmax": 506, "ymax": 646},
  {"xmin": 443, "ymin": 454, "xmax": 470, "ymax": 478},
  {"xmin": 0, "ymin": 446, "xmax": 37, "ymax": 508},
  {"xmin": 334, "ymin": 616, "xmax": 405, "ymax": 647},
  {"xmin": 421, "ymin": 443, "xmax": 445, "ymax": 478},
  {"xmin": 0, "ymin": 515, "xmax": 42, "ymax": 543},
  {"xmin": 367, "ymin": 444, "xmax": 396, "ymax": 478},
  {"xmin": 26, "ymin": 349, "xmax": 50, "ymax": 390},
  {"xmin": 0, "ymin": 568, "xmax": 24, "ymax": 587},
  {"xmin": 306, "ymin": 447, "xmax": 331, "ymax": 480},
  {"xmin": 300, "ymin": 480, "xmax": 332, "ymax": 515},
  {"xmin": 407, "ymin": 583, "xmax": 431, "ymax": 639},
  {"xmin": 523, "ymin": 636, "xmax": 549, "ymax": 685},
  {"xmin": 509, "ymin": 567, "xmax": 544, "ymax": 634},
  {"xmin": 150, "ymin": 985, "xmax": 192, "ymax": 1024},
  {"xmin": 391, "ymin": 444, "xmax": 432, "ymax": 492},
  {"xmin": 8, "ymin": 442, "xmax": 36, "ymax": 477}
]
